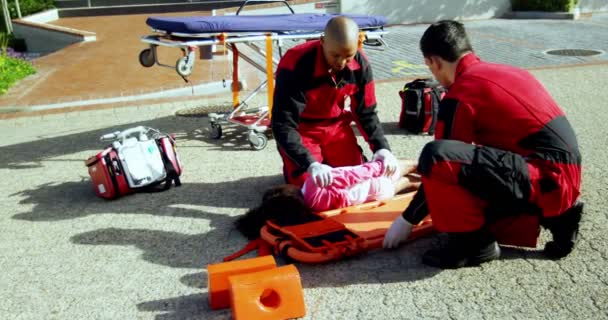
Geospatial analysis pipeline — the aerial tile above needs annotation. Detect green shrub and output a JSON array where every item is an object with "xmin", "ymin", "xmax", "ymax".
[
  {"xmin": 7, "ymin": 0, "xmax": 55, "ymax": 18},
  {"xmin": 512, "ymin": 0, "xmax": 579, "ymax": 12},
  {"xmin": 1, "ymin": 33, "xmax": 36, "ymax": 95},
  {"xmin": 0, "ymin": 55, "xmax": 36, "ymax": 95}
]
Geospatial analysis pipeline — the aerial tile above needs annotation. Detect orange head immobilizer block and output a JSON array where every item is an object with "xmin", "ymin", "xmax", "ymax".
[
  {"xmin": 207, "ymin": 255, "xmax": 277, "ymax": 310},
  {"xmin": 229, "ymin": 264, "xmax": 306, "ymax": 320}
]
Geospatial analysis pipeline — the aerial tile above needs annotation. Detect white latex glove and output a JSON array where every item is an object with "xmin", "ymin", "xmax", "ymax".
[
  {"xmin": 383, "ymin": 215, "xmax": 414, "ymax": 249},
  {"xmin": 307, "ymin": 162, "xmax": 333, "ymax": 188},
  {"xmin": 373, "ymin": 149, "xmax": 399, "ymax": 178}
]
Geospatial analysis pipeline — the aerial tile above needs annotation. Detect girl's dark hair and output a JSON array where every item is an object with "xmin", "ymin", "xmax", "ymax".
[
  {"xmin": 234, "ymin": 184, "xmax": 315, "ymax": 240},
  {"xmin": 419, "ymin": 20, "xmax": 473, "ymax": 62}
]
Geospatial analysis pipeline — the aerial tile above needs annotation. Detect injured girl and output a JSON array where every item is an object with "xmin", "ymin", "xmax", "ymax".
[{"xmin": 235, "ymin": 159, "xmax": 420, "ymax": 239}]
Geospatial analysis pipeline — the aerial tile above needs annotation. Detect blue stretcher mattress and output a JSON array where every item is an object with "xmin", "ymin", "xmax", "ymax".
[{"xmin": 146, "ymin": 13, "xmax": 387, "ymax": 34}]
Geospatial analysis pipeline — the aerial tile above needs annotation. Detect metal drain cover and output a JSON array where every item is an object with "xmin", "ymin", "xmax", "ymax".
[{"xmin": 545, "ymin": 49, "xmax": 603, "ymax": 57}]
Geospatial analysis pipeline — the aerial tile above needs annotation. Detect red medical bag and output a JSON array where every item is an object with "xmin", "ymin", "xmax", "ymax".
[
  {"xmin": 85, "ymin": 147, "xmax": 133, "ymax": 199},
  {"xmin": 85, "ymin": 127, "xmax": 183, "ymax": 200}
]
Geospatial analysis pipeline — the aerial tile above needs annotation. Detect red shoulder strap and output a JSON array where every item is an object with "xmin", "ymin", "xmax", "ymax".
[{"xmin": 223, "ymin": 239, "xmax": 273, "ymax": 262}]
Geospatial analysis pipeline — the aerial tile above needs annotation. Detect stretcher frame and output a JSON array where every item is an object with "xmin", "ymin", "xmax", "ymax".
[{"xmin": 139, "ymin": 0, "xmax": 388, "ymax": 150}]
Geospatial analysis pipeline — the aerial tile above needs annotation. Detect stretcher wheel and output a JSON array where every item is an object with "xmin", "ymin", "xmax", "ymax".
[
  {"xmin": 139, "ymin": 49, "xmax": 155, "ymax": 68},
  {"xmin": 363, "ymin": 39, "xmax": 382, "ymax": 47},
  {"xmin": 209, "ymin": 123, "xmax": 222, "ymax": 139},
  {"xmin": 176, "ymin": 57, "xmax": 193, "ymax": 77},
  {"xmin": 249, "ymin": 132, "xmax": 267, "ymax": 150}
]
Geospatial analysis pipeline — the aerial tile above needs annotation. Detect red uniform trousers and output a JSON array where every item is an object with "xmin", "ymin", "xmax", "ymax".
[
  {"xmin": 418, "ymin": 140, "xmax": 580, "ymax": 247},
  {"xmin": 279, "ymin": 114, "xmax": 364, "ymax": 187}
]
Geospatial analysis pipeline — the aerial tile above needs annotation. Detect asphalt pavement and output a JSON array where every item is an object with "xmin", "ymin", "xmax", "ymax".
[{"xmin": 1, "ymin": 14, "xmax": 608, "ymax": 320}]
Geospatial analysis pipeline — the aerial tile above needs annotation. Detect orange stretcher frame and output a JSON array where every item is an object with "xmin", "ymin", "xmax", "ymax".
[{"xmin": 256, "ymin": 192, "xmax": 435, "ymax": 264}]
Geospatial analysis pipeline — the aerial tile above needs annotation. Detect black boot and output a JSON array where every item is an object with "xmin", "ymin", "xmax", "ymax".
[
  {"xmin": 422, "ymin": 230, "xmax": 500, "ymax": 269},
  {"xmin": 542, "ymin": 202, "xmax": 583, "ymax": 259}
]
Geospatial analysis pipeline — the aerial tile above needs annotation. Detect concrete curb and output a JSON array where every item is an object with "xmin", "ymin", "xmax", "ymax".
[{"xmin": 0, "ymin": 80, "xmax": 244, "ymax": 115}]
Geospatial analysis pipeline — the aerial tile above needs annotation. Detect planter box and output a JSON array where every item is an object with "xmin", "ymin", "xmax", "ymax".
[
  {"xmin": 504, "ymin": 6, "xmax": 587, "ymax": 19},
  {"xmin": 13, "ymin": 18, "xmax": 96, "ymax": 54}
]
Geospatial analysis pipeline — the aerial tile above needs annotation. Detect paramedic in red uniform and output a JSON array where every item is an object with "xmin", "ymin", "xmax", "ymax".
[
  {"xmin": 383, "ymin": 20, "xmax": 583, "ymax": 269},
  {"xmin": 271, "ymin": 16, "xmax": 398, "ymax": 188}
]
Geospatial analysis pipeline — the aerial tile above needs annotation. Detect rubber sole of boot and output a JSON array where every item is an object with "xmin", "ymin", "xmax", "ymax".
[
  {"xmin": 544, "ymin": 202, "xmax": 584, "ymax": 259},
  {"xmin": 422, "ymin": 241, "xmax": 501, "ymax": 269}
]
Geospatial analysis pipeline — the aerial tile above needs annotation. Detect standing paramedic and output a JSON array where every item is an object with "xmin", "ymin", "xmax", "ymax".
[
  {"xmin": 383, "ymin": 20, "xmax": 583, "ymax": 269},
  {"xmin": 271, "ymin": 16, "xmax": 398, "ymax": 188}
]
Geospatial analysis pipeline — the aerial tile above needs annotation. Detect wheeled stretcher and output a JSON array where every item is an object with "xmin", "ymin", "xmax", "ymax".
[{"xmin": 139, "ymin": 0, "xmax": 388, "ymax": 150}]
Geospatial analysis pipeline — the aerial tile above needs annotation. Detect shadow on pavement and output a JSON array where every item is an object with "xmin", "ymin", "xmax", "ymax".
[
  {"xmin": 380, "ymin": 121, "xmax": 435, "ymax": 138},
  {"xmin": 10, "ymin": 173, "xmax": 282, "ymax": 266},
  {"xmin": 134, "ymin": 235, "xmax": 558, "ymax": 319},
  {"xmin": 12, "ymin": 175, "xmax": 284, "ymax": 221},
  {"xmin": 1, "ymin": 116, "xmax": 413, "ymax": 172},
  {"xmin": 0, "ymin": 114, "xmax": 272, "ymax": 170},
  {"xmin": 198, "ymin": 121, "xmax": 276, "ymax": 152},
  {"xmin": 136, "ymin": 237, "xmax": 444, "ymax": 319},
  {"xmin": 500, "ymin": 246, "xmax": 550, "ymax": 261},
  {"xmin": 136, "ymin": 293, "xmax": 231, "ymax": 320},
  {"xmin": 71, "ymin": 227, "xmax": 226, "ymax": 269},
  {"xmin": 11, "ymin": 175, "xmax": 283, "ymax": 268},
  {"xmin": 381, "ymin": 121, "xmax": 411, "ymax": 136},
  {"xmin": 2, "ymin": 116, "xmax": 197, "ymax": 170},
  {"xmin": 12, "ymin": 177, "xmax": 448, "ymax": 318}
]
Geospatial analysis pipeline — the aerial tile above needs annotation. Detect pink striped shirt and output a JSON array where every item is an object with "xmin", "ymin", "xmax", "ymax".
[{"xmin": 302, "ymin": 161, "xmax": 398, "ymax": 212}]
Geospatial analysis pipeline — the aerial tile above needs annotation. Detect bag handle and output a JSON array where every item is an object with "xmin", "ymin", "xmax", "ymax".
[
  {"xmin": 100, "ymin": 126, "xmax": 165, "ymax": 144},
  {"xmin": 403, "ymin": 78, "xmax": 440, "ymax": 91}
]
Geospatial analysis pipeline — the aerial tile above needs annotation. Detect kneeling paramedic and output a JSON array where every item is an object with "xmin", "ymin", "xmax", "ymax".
[
  {"xmin": 383, "ymin": 20, "xmax": 583, "ymax": 269},
  {"xmin": 271, "ymin": 16, "xmax": 398, "ymax": 188}
]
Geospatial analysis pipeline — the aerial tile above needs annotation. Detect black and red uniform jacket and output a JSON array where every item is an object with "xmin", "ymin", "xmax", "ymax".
[
  {"xmin": 404, "ymin": 53, "xmax": 581, "ymax": 224},
  {"xmin": 271, "ymin": 40, "xmax": 390, "ymax": 171}
]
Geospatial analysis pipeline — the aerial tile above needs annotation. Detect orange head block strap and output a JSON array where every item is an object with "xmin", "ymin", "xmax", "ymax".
[
  {"xmin": 265, "ymin": 34, "xmax": 275, "ymax": 119},
  {"xmin": 223, "ymin": 239, "xmax": 273, "ymax": 262},
  {"xmin": 207, "ymin": 255, "xmax": 276, "ymax": 310},
  {"xmin": 358, "ymin": 32, "xmax": 365, "ymax": 49},
  {"xmin": 229, "ymin": 264, "xmax": 306, "ymax": 320},
  {"xmin": 231, "ymin": 43, "xmax": 240, "ymax": 107},
  {"xmin": 218, "ymin": 32, "xmax": 227, "ymax": 44}
]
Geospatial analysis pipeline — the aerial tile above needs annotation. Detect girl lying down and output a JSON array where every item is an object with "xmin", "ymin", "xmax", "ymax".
[{"xmin": 235, "ymin": 160, "xmax": 421, "ymax": 240}]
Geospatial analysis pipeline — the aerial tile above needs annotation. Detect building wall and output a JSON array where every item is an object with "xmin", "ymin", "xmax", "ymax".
[
  {"xmin": 579, "ymin": 0, "xmax": 608, "ymax": 12},
  {"xmin": 339, "ymin": 0, "xmax": 608, "ymax": 24},
  {"xmin": 339, "ymin": 0, "xmax": 511, "ymax": 24},
  {"xmin": 224, "ymin": 1, "xmax": 338, "ymax": 15}
]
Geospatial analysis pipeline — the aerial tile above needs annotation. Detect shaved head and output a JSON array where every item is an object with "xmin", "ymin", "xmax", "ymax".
[
  {"xmin": 324, "ymin": 16, "xmax": 360, "ymax": 47},
  {"xmin": 321, "ymin": 16, "xmax": 360, "ymax": 72}
]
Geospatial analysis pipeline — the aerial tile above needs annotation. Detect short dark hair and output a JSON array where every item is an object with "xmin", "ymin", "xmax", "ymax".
[{"xmin": 419, "ymin": 20, "xmax": 473, "ymax": 62}]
